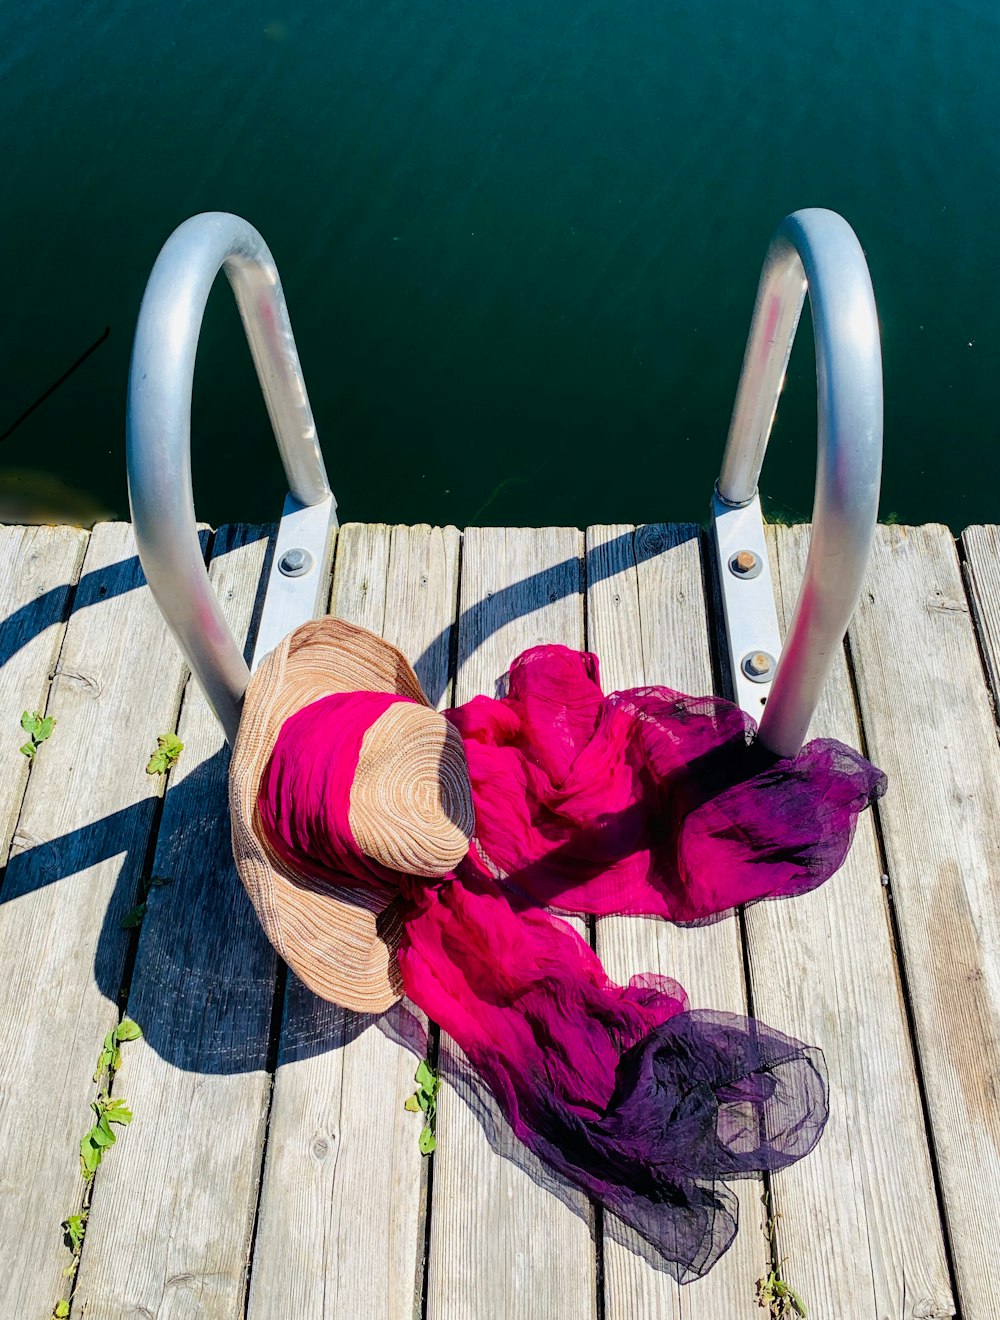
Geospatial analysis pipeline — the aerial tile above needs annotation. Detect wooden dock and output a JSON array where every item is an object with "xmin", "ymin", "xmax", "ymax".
[{"xmin": 0, "ymin": 518, "xmax": 997, "ymax": 1320}]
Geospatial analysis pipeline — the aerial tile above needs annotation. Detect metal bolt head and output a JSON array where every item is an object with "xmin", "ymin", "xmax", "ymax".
[
  {"xmin": 278, "ymin": 547, "xmax": 312, "ymax": 578},
  {"xmin": 729, "ymin": 549, "xmax": 762, "ymax": 579},
  {"xmin": 741, "ymin": 650, "xmax": 775, "ymax": 682}
]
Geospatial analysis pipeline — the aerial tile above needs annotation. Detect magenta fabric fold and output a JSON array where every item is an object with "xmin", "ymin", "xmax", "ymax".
[
  {"xmin": 445, "ymin": 645, "xmax": 886, "ymax": 921},
  {"xmin": 395, "ymin": 861, "xmax": 829, "ymax": 1279},
  {"xmin": 256, "ymin": 644, "xmax": 886, "ymax": 1281}
]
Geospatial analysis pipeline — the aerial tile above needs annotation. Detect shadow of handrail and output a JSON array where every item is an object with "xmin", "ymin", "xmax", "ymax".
[
  {"xmin": 415, "ymin": 522, "xmax": 684, "ymax": 703},
  {"xmin": 0, "ymin": 551, "xmax": 136, "ymax": 673},
  {"xmin": 0, "ymin": 522, "xmax": 700, "ymax": 1079},
  {"xmin": 0, "ymin": 519, "xmax": 732, "ymax": 1272}
]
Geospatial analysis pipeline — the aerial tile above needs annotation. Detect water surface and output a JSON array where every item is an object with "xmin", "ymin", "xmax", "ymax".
[{"xmin": 2, "ymin": 0, "xmax": 997, "ymax": 529}]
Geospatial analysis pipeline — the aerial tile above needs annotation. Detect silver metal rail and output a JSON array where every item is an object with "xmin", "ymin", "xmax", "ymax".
[
  {"xmin": 127, "ymin": 212, "xmax": 337, "ymax": 744},
  {"xmin": 712, "ymin": 208, "xmax": 883, "ymax": 758},
  {"xmin": 128, "ymin": 208, "xmax": 879, "ymax": 758}
]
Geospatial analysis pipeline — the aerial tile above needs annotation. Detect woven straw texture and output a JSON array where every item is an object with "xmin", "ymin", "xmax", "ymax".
[
  {"xmin": 351, "ymin": 703, "xmax": 474, "ymax": 876},
  {"xmin": 229, "ymin": 617, "xmax": 471, "ymax": 1012}
]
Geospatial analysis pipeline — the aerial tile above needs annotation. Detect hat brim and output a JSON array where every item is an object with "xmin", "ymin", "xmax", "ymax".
[{"xmin": 229, "ymin": 618, "xmax": 428, "ymax": 1012}]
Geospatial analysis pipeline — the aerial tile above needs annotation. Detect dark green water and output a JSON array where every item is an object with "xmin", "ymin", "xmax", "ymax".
[{"xmin": 2, "ymin": 0, "xmax": 998, "ymax": 530}]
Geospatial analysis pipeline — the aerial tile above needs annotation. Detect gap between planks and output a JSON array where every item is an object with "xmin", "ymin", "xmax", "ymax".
[
  {"xmin": 587, "ymin": 523, "xmax": 766, "ymax": 1320},
  {"xmin": 0, "ymin": 524, "xmax": 89, "ymax": 878},
  {"xmin": 247, "ymin": 524, "xmax": 460, "ymax": 1320},
  {"xmin": 426, "ymin": 527, "xmax": 598, "ymax": 1320},
  {"xmin": 754, "ymin": 525, "xmax": 952, "ymax": 1318},
  {"xmin": 0, "ymin": 523, "xmax": 206, "ymax": 1318},
  {"xmin": 848, "ymin": 525, "xmax": 1000, "ymax": 1320},
  {"xmin": 72, "ymin": 524, "xmax": 277, "ymax": 1319}
]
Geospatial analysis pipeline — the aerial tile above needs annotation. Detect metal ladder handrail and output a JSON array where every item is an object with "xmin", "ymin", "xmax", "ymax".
[
  {"xmin": 128, "ymin": 208, "xmax": 880, "ymax": 759},
  {"xmin": 712, "ymin": 208, "xmax": 883, "ymax": 758},
  {"xmin": 127, "ymin": 212, "xmax": 337, "ymax": 744}
]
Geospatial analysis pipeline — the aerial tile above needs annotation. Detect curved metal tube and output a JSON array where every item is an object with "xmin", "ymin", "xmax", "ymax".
[
  {"xmin": 127, "ymin": 212, "xmax": 332, "ymax": 742},
  {"xmin": 717, "ymin": 208, "xmax": 883, "ymax": 758}
]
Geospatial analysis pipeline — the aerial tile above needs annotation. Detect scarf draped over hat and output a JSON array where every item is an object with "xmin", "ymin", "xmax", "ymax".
[{"xmin": 258, "ymin": 643, "xmax": 885, "ymax": 1281}]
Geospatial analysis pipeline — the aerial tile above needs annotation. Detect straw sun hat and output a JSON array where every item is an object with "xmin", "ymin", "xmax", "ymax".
[{"xmin": 229, "ymin": 617, "xmax": 475, "ymax": 1013}]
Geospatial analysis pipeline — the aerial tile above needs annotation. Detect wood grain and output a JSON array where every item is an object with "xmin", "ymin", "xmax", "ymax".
[
  {"xmin": 744, "ymin": 524, "xmax": 952, "ymax": 1318},
  {"xmin": 247, "ymin": 523, "xmax": 460, "ymax": 1319},
  {"xmin": 0, "ymin": 523, "xmax": 196, "ymax": 1319},
  {"xmin": 426, "ymin": 527, "xmax": 598, "ymax": 1320},
  {"xmin": 0, "ymin": 524, "xmax": 88, "ymax": 864},
  {"xmin": 4, "ymin": 517, "xmax": 998, "ymax": 1320},
  {"xmin": 72, "ymin": 524, "xmax": 277, "ymax": 1319},
  {"xmin": 587, "ymin": 524, "xmax": 765, "ymax": 1320},
  {"xmin": 962, "ymin": 524, "xmax": 1000, "ymax": 714},
  {"xmin": 848, "ymin": 524, "xmax": 999, "ymax": 1318}
]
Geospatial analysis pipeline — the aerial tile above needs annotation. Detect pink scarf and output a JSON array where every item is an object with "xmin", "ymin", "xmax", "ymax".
[{"xmin": 259, "ymin": 644, "xmax": 884, "ymax": 1281}]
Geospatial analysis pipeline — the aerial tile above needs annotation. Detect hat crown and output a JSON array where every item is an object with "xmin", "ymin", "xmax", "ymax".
[{"xmin": 350, "ymin": 702, "xmax": 474, "ymax": 877}]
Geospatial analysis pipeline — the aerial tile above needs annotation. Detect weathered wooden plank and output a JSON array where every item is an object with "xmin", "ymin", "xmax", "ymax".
[
  {"xmin": 0, "ymin": 524, "xmax": 88, "ymax": 863},
  {"xmin": 0, "ymin": 522, "xmax": 196, "ymax": 1319},
  {"xmin": 426, "ymin": 527, "xmax": 597, "ymax": 1320},
  {"xmin": 587, "ymin": 524, "xmax": 765, "ymax": 1319},
  {"xmin": 962, "ymin": 524, "xmax": 1000, "ymax": 715},
  {"xmin": 328, "ymin": 520, "xmax": 393, "ymax": 635},
  {"xmin": 247, "ymin": 523, "xmax": 460, "ymax": 1319},
  {"xmin": 743, "ymin": 524, "xmax": 953, "ymax": 1318},
  {"xmin": 3, "ymin": 518, "xmax": 992, "ymax": 1320},
  {"xmin": 72, "ymin": 524, "xmax": 276, "ymax": 1319},
  {"xmin": 848, "ymin": 524, "xmax": 1000, "ymax": 1319}
]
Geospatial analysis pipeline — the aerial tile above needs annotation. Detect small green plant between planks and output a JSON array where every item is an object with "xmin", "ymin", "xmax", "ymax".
[
  {"xmin": 756, "ymin": 1266, "xmax": 807, "ymax": 1317},
  {"xmin": 145, "ymin": 731, "xmax": 183, "ymax": 776},
  {"xmin": 404, "ymin": 1058, "xmax": 440, "ymax": 1155},
  {"xmin": 755, "ymin": 1190, "xmax": 807, "ymax": 1316},
  {"xmin": 120, "ymin": 873, "xmax": 172, "ymax": 930},
  {"xmin": 50, "ymin": 1017, "xmax": 143, "ymax": 1319},
  {"xmin": 19, "ymin": 709, "xmax": 54, "ymax": 759}
]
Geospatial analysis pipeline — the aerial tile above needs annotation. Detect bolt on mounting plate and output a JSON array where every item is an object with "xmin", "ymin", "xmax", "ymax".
[
  {"xmin": 278, "ymin": 547, "xmax": 313, "ymax": 578},
  {"xmin": 729, "ymin": 549, "xmax": 763, "ymax": 579},
  {"xmin": 711, "ymin": 488, "xmax": 783, "ymax": 715},
  {"xmin": 742, "ymin": 650, "xmax": 776, "ymax": 682}
]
